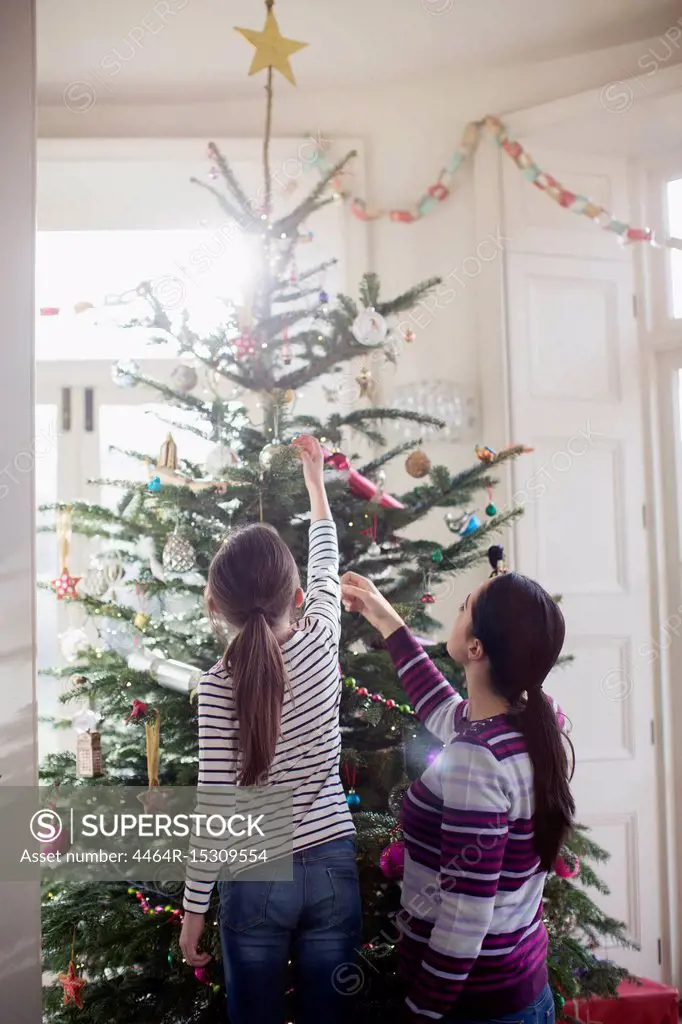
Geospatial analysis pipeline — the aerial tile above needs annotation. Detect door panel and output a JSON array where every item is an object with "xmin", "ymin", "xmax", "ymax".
[{"xmin": 502, "ymin": 148, "xmax": 661, "ymax": 977}]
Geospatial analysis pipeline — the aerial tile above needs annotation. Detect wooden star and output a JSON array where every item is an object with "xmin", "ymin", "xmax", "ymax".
[
  {"xmin": 52, "ymin": 569, "xmax": 81, "ymax": 600},
  {"xmin": 58, "ymin": 960, "xmax": 86, "ymax": 1008},
  {"xmin": 235, "ymin": 8, "xmax": 307, "ymax": 85}
]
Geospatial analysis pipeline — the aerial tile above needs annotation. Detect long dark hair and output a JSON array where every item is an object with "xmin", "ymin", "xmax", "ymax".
[
  {"xmin": 471, "ymin": 573, "xmax": 575, "ymax": 870},
  {"xmin": 207, "ymin": 523, "xmax": 299, "ymax": 786}
]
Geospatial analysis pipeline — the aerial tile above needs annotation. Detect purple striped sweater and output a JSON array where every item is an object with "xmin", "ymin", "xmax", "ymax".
[{"xmin": 386, "ymin": 627, "xmax": 562, "ymax": 1022}]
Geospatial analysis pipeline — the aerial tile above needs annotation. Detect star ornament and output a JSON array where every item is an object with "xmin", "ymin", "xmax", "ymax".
[
  {"xmin": 235, "ymin": 8, "xmax": 307, "ymax": 85},
  {"xmin": 52, "ymin": 569, "xmax": 81, "ymax": 600},
  {"xmin": 58, "ymin": 960, "xmax": 86, "ymax": 1008}
]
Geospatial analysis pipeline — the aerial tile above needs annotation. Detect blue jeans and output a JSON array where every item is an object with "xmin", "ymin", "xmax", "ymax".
[
  {"xmin": 449, "ymin": 984, "xmax": 555, "ymax": 1024},
  {"xmin": 219, "ymin": 836, "xmax": 361, "ymax": 1024}
]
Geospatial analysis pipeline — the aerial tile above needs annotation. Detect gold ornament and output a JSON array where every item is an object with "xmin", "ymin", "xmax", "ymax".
[
  {"xmin": 235, "ymin": 5, "xmax": 308, "ymax": 86},
  {"xmin": 134, "ymin": 611, "xmax": 150, "ymax": 631},
  {"xmin": 355, "ymin": 367, "xmax": 377, "ymax": 400},
  {"xmin": 157, "ymin": 433, "xmax": 178, "ymax": 471},
  {"xmin": 284, "ymin": 389, "xmax": 296, "ymax": 404},
  {"xmin": 405, "ymin": 449, "xmax": 431, "ymax": 478}
]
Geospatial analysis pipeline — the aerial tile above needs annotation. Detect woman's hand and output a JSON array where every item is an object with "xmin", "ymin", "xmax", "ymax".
[
  {"xmin": 179, "ymin": 911, "xmax": 212, "ymax": 968},
  {"xmin": 340, "ymin": 571, "xmax": 405, "ymax": 639}
]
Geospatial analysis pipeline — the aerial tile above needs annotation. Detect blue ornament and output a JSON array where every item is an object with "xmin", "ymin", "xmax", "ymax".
[
  {"xmin": 319, "ymin": 290, "xmax": 330, "ymax": 304},
  {"xmin": 147, "ymin": 476, "xmax": 161, "ymax": 493},
  {"xmin": 346, "ymin": 791, "xmax": 361, "ymax": 808},
  {"xmin": 459, "ymin": 513, "xmax": 481, "ymax": 537}
]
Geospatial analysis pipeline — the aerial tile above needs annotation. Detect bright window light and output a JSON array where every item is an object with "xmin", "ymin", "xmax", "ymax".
[{"xmin": 35, "ymin": 228, "xmax": 255, "ymax": 360}]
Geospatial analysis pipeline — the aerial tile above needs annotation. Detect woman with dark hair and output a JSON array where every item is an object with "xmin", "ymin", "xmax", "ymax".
[{"xmin": 341, "ymin": 566, "xmax": 574, "ymax": 1024}]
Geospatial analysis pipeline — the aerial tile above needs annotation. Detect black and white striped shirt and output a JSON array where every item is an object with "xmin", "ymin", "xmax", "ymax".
[{"xmin": 183, "ymin": 519, "xmax": 354, "ymax": 912}]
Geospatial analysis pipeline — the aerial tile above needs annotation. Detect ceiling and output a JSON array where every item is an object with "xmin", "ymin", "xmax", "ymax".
[{"xmin": 38, "ymin": 0, "xmax": 679, "ymax": 104}]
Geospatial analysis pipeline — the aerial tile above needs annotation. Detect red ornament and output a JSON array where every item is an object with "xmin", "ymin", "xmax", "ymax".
[
  {"xmin": 380, "ymin": 840, "xmax": 405, "ymax": 879},
  {"xmin": 326, "ymin": 452, "xmax": 350, "ymax": 472},
  {"xmin": 554, "ymin": 854, "xmax": 580, "ymax": 879},
  {"xmin": 356, "ymin": 687, "xmax": 369, "ymax": 697},
  {"xmin": 52, "ymin": 570, "xmax": 81, "ymax": 600},
  {"xmin": 421, "ymin": 593, "xmax": 435, "ymax": 604},
  {"xmin": 558, "ymin": 189, "xmax": 576, "ymax": 208},
  {"xmin": 58, "ymin": 960, "xmax": 87, "ymax": 1008},
  {"xmin": 322, "ymin": 447, "xmax": 405, "ymax": 509},
  {"xmin": 195, "ymin": 966, "xmax": 212, "ymax": 985},
  {"xmin": 385, "ymin": 699, "xmax": 396, "ymax": 709},
  {"xmin": 126, "ymin": 699, "xmax": 148, "ymax": 723},
  {"xmin": 42, "ymin": 829, "xmax": 70, "ymax": 857}
]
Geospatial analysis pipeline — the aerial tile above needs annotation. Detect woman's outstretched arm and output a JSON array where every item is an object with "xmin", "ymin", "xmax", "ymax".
[{"xmin": 341, "ymin": 572, "xmax": 463, "ymax": 742}]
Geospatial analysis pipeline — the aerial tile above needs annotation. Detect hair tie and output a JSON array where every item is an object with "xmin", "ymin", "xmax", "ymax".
[
  {"xmin": 487, "ymin": 544, "xmax": 506, "ymax": 577},
  {"xmin": 248, "ymin": 606, "xmax": 266, "ymax": 617}
]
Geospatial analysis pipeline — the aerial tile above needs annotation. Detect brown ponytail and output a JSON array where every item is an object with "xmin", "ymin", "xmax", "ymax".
[
  {"xmin": 470, "ymin": 573, "xmax": 575, "ymax": 870},
  {"xmin": 207, "ymin": 524, "xmax": 300, "ymax": 787},
  {"xmin": 225, "ymin": 610, "xmax": 289, "ymax": 786}
]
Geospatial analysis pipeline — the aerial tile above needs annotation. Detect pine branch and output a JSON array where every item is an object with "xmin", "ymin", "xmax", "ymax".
[
  {"xmin": 206, "ymin": 141, "xmax": 258, "ymax": 220},
  {"xmin": 274, "ymin": 151, "xmax": 356, "ymax": 237}
]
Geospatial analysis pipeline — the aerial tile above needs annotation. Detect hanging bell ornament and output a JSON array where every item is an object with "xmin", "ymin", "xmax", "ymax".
[
  {"xmin": 367, "ymin": 542, "xmax": 381, "ymax": 558},
  {"xmin": 405, "ymin": 449, "xmax": 431, "ymax": 478},
  {"xmin": 162, "ymin": 531, "xmax": 196, "ymax": 574},
  {"xmin": 157, "ymin": 433, "xmax": 178, "ymax": 472}
]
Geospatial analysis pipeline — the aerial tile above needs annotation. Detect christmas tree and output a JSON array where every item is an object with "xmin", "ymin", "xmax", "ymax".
[{"xmin": 39, "ymin": 3, "xmax": 634, "ymax": 1020}]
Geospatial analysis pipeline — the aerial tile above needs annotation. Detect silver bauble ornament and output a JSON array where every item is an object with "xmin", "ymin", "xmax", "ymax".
[
  {"xmin": 388, "ymin": 780, "xmax": 412, "ymax": 817},
  {"xmin": 170, "ymin": 364, "xmax": 198, "ymax": 395},
  {"xmin": 367, "ymin": 542, "xmax": 382, "ymax": 558},
  {"xmin": 162, "ymin": 531, "xmax": 196, "ymax": 574},
  {"xmin": 104, "ymin": 557, "xmax": 125, "ymax": 587},
  {"xmin": 258, "ymin": 439, "xmax": 284, "ymax": 470},
  {"xmin": 112, "ymin": 359, "xmax": 140, "ymax": 388},
  {"xmin": 81, "ymin": 564, "xmax": 108, "ymax": 598},
  {"xmin": 351, "ymin": 307, "xmax": 388, "ymax": 347},
  {"xmin": 59, "ymin": 627, "xmax": 91, "ymax": 663}
]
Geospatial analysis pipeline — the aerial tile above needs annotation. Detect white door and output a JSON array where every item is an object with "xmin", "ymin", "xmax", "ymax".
[{"xmin": 500, "ymin": 148, "xmax": 661, "ymax": 978}]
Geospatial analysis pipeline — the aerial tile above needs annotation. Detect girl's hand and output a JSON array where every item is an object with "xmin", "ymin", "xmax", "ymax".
[
  {"xmin": 341, "ymin": 571, "xmax": 405, "ymax": 639},
  {"xmin": 179, "ymin": 911, "xmax": 212, "ymax": 967},
  {"xmin": 292, "ymin": 434, "xmax": 325, "ymax": 492}
]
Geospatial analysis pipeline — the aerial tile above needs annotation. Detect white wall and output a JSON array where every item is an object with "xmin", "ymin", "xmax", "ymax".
[{"xmin": 38, "ymin": 36, "xmax": 682, "ymax": 622}]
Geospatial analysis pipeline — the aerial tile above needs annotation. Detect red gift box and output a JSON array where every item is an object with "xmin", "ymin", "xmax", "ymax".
[{"xmin": 562, "ymin": 978, "xmax": 678, "ymax": 1024}]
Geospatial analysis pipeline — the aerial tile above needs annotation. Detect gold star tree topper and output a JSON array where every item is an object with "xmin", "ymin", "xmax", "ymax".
[{"xmin": 235, "ymin": 2, "xmax": 307, "ymax": 85}]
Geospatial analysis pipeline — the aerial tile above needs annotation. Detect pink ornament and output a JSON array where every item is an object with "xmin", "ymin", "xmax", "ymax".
[
  {"xmin": 380, "ymin": 840, "xmax": 405, "ymax": 879},
  {"xmin": 356, "ymin": 687, "xmax": 369, "ymax": 697},
  {"xmin": 371, "ymin": 694, "xmax": 382, "ymax": 703},
  {"xmin": 194, "ymin": 967, "xmax": 211, "ymax": 985},
  {"xmin": 385, "ymin": 699, "xmax": 396, "ymax": 709},
  {"xmin": 554, "ymin": 854, "xmax": 580, "ymax": 879}
]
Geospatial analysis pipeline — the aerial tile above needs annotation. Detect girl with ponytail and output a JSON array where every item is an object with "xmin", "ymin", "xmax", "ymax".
[
  {"xmin": 181, "ymin": 435, "xmax": 360, "ymax": 1024},
  {"xmin": 341, "ymin": 556, "xmax": 574, "ymax": 1024}
]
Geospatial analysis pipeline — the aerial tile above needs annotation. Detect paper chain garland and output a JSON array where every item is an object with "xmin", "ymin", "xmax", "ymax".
[{"xmin": 310, "ymin": 114, "xmax": 682, "ymax": 250}]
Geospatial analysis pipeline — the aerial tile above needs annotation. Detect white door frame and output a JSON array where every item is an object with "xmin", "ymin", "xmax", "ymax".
[
  {"xmin": 473, "ymin": 69, "xmax": 682, "ymax": 986},
  {"xmin": 0, "ymin": 1, "xmax": 42, "ymax": 1020}
]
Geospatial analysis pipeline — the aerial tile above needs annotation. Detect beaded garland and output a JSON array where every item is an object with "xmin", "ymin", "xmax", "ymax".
[{"xmin": 343, "ymin": 675, "xmax": 414, "ymax": 716}]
